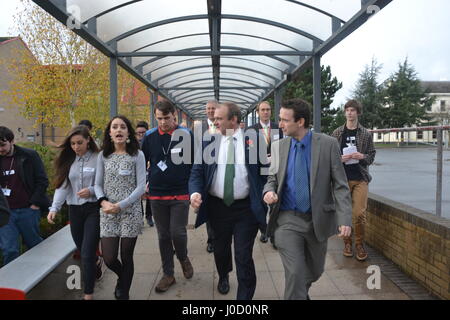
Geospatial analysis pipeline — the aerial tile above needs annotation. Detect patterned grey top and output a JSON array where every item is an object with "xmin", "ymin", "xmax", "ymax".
[
  {"xmin": 95, "ymin": 150, "xmax": 146, "ymax": 237},
  {"xmin": 49, "ymin": 150, "xmax": 99, "ymax": 212},
  {"xmin": 95, "ymin": 150, "xmax": 146, "ymax": 210}
]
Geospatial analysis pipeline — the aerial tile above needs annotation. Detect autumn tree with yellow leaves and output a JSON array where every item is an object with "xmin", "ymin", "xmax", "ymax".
[{"xmin": 2, "ymin": 0, "xmax": 151, "ymax": 138}]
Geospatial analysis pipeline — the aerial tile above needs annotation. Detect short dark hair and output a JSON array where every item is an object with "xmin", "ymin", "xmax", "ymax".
[
  {"xmin": 78, "ymin": 119, "xmax": 93, "ymax": 130},
  {"xmin": 0, "ymin": 126, "xmax": 14, "ymax": 142},
  {"xmin": 136, "ymin": 121, "xmax": 149, "ymax": 130},
  {"xmin": 221, "ymin": 102, "xmax": 241, "ymax": 124},
  {"xmin": 281, "ymin": 99, "xmax": 311, "ymax": 128},
  {"xmin": 154, "ymin": 100, "xmax": 175, "ymax": 115},
  {"xmin": 344, "ymin": 99, "xmax": 362, "ymax": 115}
]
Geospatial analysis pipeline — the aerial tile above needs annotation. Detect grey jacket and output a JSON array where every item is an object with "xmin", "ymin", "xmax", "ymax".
[{"xmin": 263, "ymin": 133, "xmax": 352, "ymax": 242}]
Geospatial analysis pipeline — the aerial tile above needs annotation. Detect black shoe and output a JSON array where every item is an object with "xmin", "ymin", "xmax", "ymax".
[
  {"xmin": 259, "ymin": 234, "xmax": 268, "ymax": 243},
  {"xmin": 217, "ymin": 275, "xmax": 230, "ymax": 295},
  {"xmin": 114, "ymin": 279, "xmax": 122, "ymax": 300},
  {"xmin": 147, "ymin": 217, "xmax": 154, "ymax": 227},
  {"xmin": 206, "ymin": 242, "xmax": 214, "ymax": 253}
]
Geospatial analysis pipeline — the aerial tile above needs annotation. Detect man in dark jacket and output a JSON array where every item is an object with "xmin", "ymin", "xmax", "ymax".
[
  {"xmin": 0, "ymin": 126, "xmax": 50, "ymax": 265},
  {"xmin": 0, "ymin": 192, "xmax": 10, "ymax": 227},
  {"xmin": 248, "ymin": 101, "xmax": 283, "ymax": 244}
]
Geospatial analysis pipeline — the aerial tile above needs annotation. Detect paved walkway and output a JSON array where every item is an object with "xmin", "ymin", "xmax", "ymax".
[{"xmin": 90, "ymin": 209, "xmax": 421, "ymax": 300}]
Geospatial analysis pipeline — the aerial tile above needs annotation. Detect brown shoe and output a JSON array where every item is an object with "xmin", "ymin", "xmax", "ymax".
[
  {"xmin": 180, "ymin": 257, "xmax": 194, "ymax": 279},
  {"xmin": 155, "ymin": 275, "xmax": 176, "ymax": 293},
  {"xmin": 355, "ymin": 244, "xmax": 368, "ymax": 261},
  {"xmin": 343, "ymin": 243, "xmax": 353, "ymax": 257}
]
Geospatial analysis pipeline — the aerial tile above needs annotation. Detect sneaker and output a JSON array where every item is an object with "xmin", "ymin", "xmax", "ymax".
[
  {"xmin": 147, "ymin": 217, "xmax": 154, "ymax": 227},
  {"xmin": 155, "ymin": 275, "xmax": 176, "ymax": 293},
  {"xmin": 180, "ymin": 257, "xmax": 194, "ymax": 279},
  {"xmin": 355, "ymin": 244, "xmax": 368, "ymax": 261},
  {"xmin": 95, "ymin": 256, "xmax": 104, "ymax": 280},
  {"xmin": 343, "ymin": 243, "xmax": 353, "ymax": 257}
]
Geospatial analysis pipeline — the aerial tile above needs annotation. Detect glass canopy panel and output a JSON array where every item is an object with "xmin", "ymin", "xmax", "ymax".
[
  {"xmin": 67, "ymin": 0, "xmax": 129, "ymax": 23},
  {"xmin": 220, "ymin": 72, "xmax": 274, "ymax": 87},
  {"xmin": 116, "ymin": 21, "xmax": 209, "ymax": 52},
  {"xmin": 222, "ymin": 0, "xmax": 331, "ymax": 41},
  {"xmin": 140, "ymin": 57, "xmax": 206, "ymax": 74},
  {"xmin": 221, "ymin": 67, "xmax": 278, "ymax": 86},
  {"xmin": 219, "ymin": 79, "xmax": 268, "ymax": 90},
  {"xmin": 293, "ymin": 0, "xmax": 362, "ymax": 21},
  {"xmin": 160, "ymin": 72, "xmax": 212, "ymax": 87},
  {"xmin": 96, "ymin": 0, "xmax": 207, "ymax": 43},
  {"xmin": 158, "ymin": 68, "xmax": 212, "ymax": 86},
  {"xmin": 220, "ymin": 57, "xmax": 284, "ymax": 79},
  {"xmin": 150, "ymin": 58, "xmax": 211, "ymax": 81},
  {"xmin": 174, "ymin": 90, "xmax": 211, "ymax": 99},
  {"xmin": 221, "ymin": 19, "xmax": 313, "ymax": 52}
]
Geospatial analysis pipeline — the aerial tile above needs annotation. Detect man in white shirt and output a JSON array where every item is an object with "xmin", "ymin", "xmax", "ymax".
[{"xmin": 189, "ymin": 102, "xmax": 266, "ymax": 300}]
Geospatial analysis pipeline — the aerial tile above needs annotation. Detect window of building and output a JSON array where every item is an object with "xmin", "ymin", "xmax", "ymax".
[
  {"xmin": 377, "ymin": 132, "xmax": 382, "ymax": 140},
  {"xmin": 417, "ymin": 131, "xmax": 423, "ymax": 139},
  {"xmin": 433, "ymin": 130, "xmax": 437, "ymax": 139},
  {"xmin": 27, "ymin": 135, "xmax": 35, "ymax": 142},
  {"xmin": 441, "ymin": 100, "xmax": 446, "ymax": 112}
]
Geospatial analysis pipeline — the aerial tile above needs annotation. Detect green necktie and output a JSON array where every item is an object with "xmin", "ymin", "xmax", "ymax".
[{"xmin": 223, "ymin": 136, "xmax": 235, "ymax": 206}]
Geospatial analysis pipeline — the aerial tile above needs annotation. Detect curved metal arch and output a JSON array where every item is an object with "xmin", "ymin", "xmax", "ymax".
[
  {"xmin": 153, "ymin": 64, "xmax": 280, "ymax": 83},
  {"xmin": 181, "ymin": 93, "xmax": 254, "ymax": 104},
  {"xmin": 81, "ymin": 0, "xmax": 144, "ymax": 24},
  {"xmin": 109, "ymin": 14, "xmax": 321, "ymax": 44},
  {"xmin": 221, "ymin": 14, "xmax": 322, "ymax": 43},
  {"xmin": 132, "ymin": 31, "xmax": 299, "ymax": 55},
  {"xmin": 137, "ymin": 45, "xmax": 296, "ymax": 71},
  {"xmin": 172, "ymin": 88, "xmax": 263, "ymax": 104},
  {"xmin": 172, "ymin": 86, "xmax": 262, "ymax": 100},
  {"xmin": 285, "ymin": 1, "xmax": 346, "ymax": 23},
  {"xmin": 181, "ymin": 95, "xmax": 253, "ymax": 106},
  {"xmin": 149, "ymin": 55, "xmax": 286, "ymax": 78},
  {"xmin": 162, "ymin": 74, "xmax": 274, "ymax": 88},
  {"xmin": 174, "ymin": 89, "xmax": 260, "ymax": 103},
  {"xmin": 179, "ymin": 92, "xmax": 254, "ymax": 104}
]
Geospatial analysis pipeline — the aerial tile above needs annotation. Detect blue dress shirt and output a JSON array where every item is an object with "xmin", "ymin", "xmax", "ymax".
[{"xmin": 280, "ymin": 131, "xmax": 312, "ymax": 213}]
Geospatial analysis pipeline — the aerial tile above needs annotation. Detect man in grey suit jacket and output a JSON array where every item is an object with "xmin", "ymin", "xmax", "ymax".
[{"xmin": 263, "ymin": 98, "xmax": 352, "ymax": 300}]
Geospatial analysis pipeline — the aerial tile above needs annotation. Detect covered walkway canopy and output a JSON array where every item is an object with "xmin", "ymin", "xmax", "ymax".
[{"xmin": 32, "ymin": 0, "xmax": 392, "ymax": 131}]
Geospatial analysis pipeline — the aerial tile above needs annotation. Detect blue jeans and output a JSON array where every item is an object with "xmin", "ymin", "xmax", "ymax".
[{"xmin": 0, "ymin": 207, "xmax": 43, "ymax": 265}]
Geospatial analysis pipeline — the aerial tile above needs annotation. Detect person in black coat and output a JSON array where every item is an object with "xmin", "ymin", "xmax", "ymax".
[{"xmin": 0, "ymin": 126, "xmax": 50, "ymax": 265}]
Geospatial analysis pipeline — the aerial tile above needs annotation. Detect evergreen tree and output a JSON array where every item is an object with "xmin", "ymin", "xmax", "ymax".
[
  {"xmin": 382, "ymin": 58, "xmax": 435, "ymax": 128},
  {"xmin": 352, "ymin": 58, "xmax": 383, "ymax": 129},
  {"xmin": 284, "ymin": 65, "xmax": 342, "ymax": 133}
]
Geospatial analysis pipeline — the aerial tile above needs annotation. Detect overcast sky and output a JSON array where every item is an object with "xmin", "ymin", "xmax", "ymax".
[{"xmin": 1, "ymin": 0, "xmax": 449, "ymax": 108}]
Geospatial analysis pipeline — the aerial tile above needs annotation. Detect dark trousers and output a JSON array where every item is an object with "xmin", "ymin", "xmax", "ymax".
[
  {"xmin": 68, "ymin": 202, "xmax": 100, "ymax": 295},
  {"xmin": 151, "ymin": 200, "xmax": 189, "ymax": 276},
  {"xmin": 208, "ymin": 195, "xmax": 259, "ymax": 300},
  {"xmin": 206, "ymin": 221, "xmax": 214, "ymax": 244}
]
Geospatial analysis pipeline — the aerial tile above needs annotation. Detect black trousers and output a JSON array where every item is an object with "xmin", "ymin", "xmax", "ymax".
[
  {"xmin": 207, "ymin": 195, "xmax": 259, "ymax": 300},
  {"xmin": 68, "ymin": 202, "xmax": 100, "ymax": 295}
]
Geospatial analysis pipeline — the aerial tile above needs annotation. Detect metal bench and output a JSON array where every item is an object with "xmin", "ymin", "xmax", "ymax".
[{"xmin": 0, "ymin": 225, "xmax": 76, "ymax": 294}]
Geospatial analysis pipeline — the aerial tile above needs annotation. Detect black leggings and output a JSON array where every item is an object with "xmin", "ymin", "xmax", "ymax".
[
  {"xmin": 101, "ymin": 237, "xmax": 137, "ymax": 297},
  {"xmin": 68, "ymin": 203, "xmax": 100, "ymax": 295}
]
